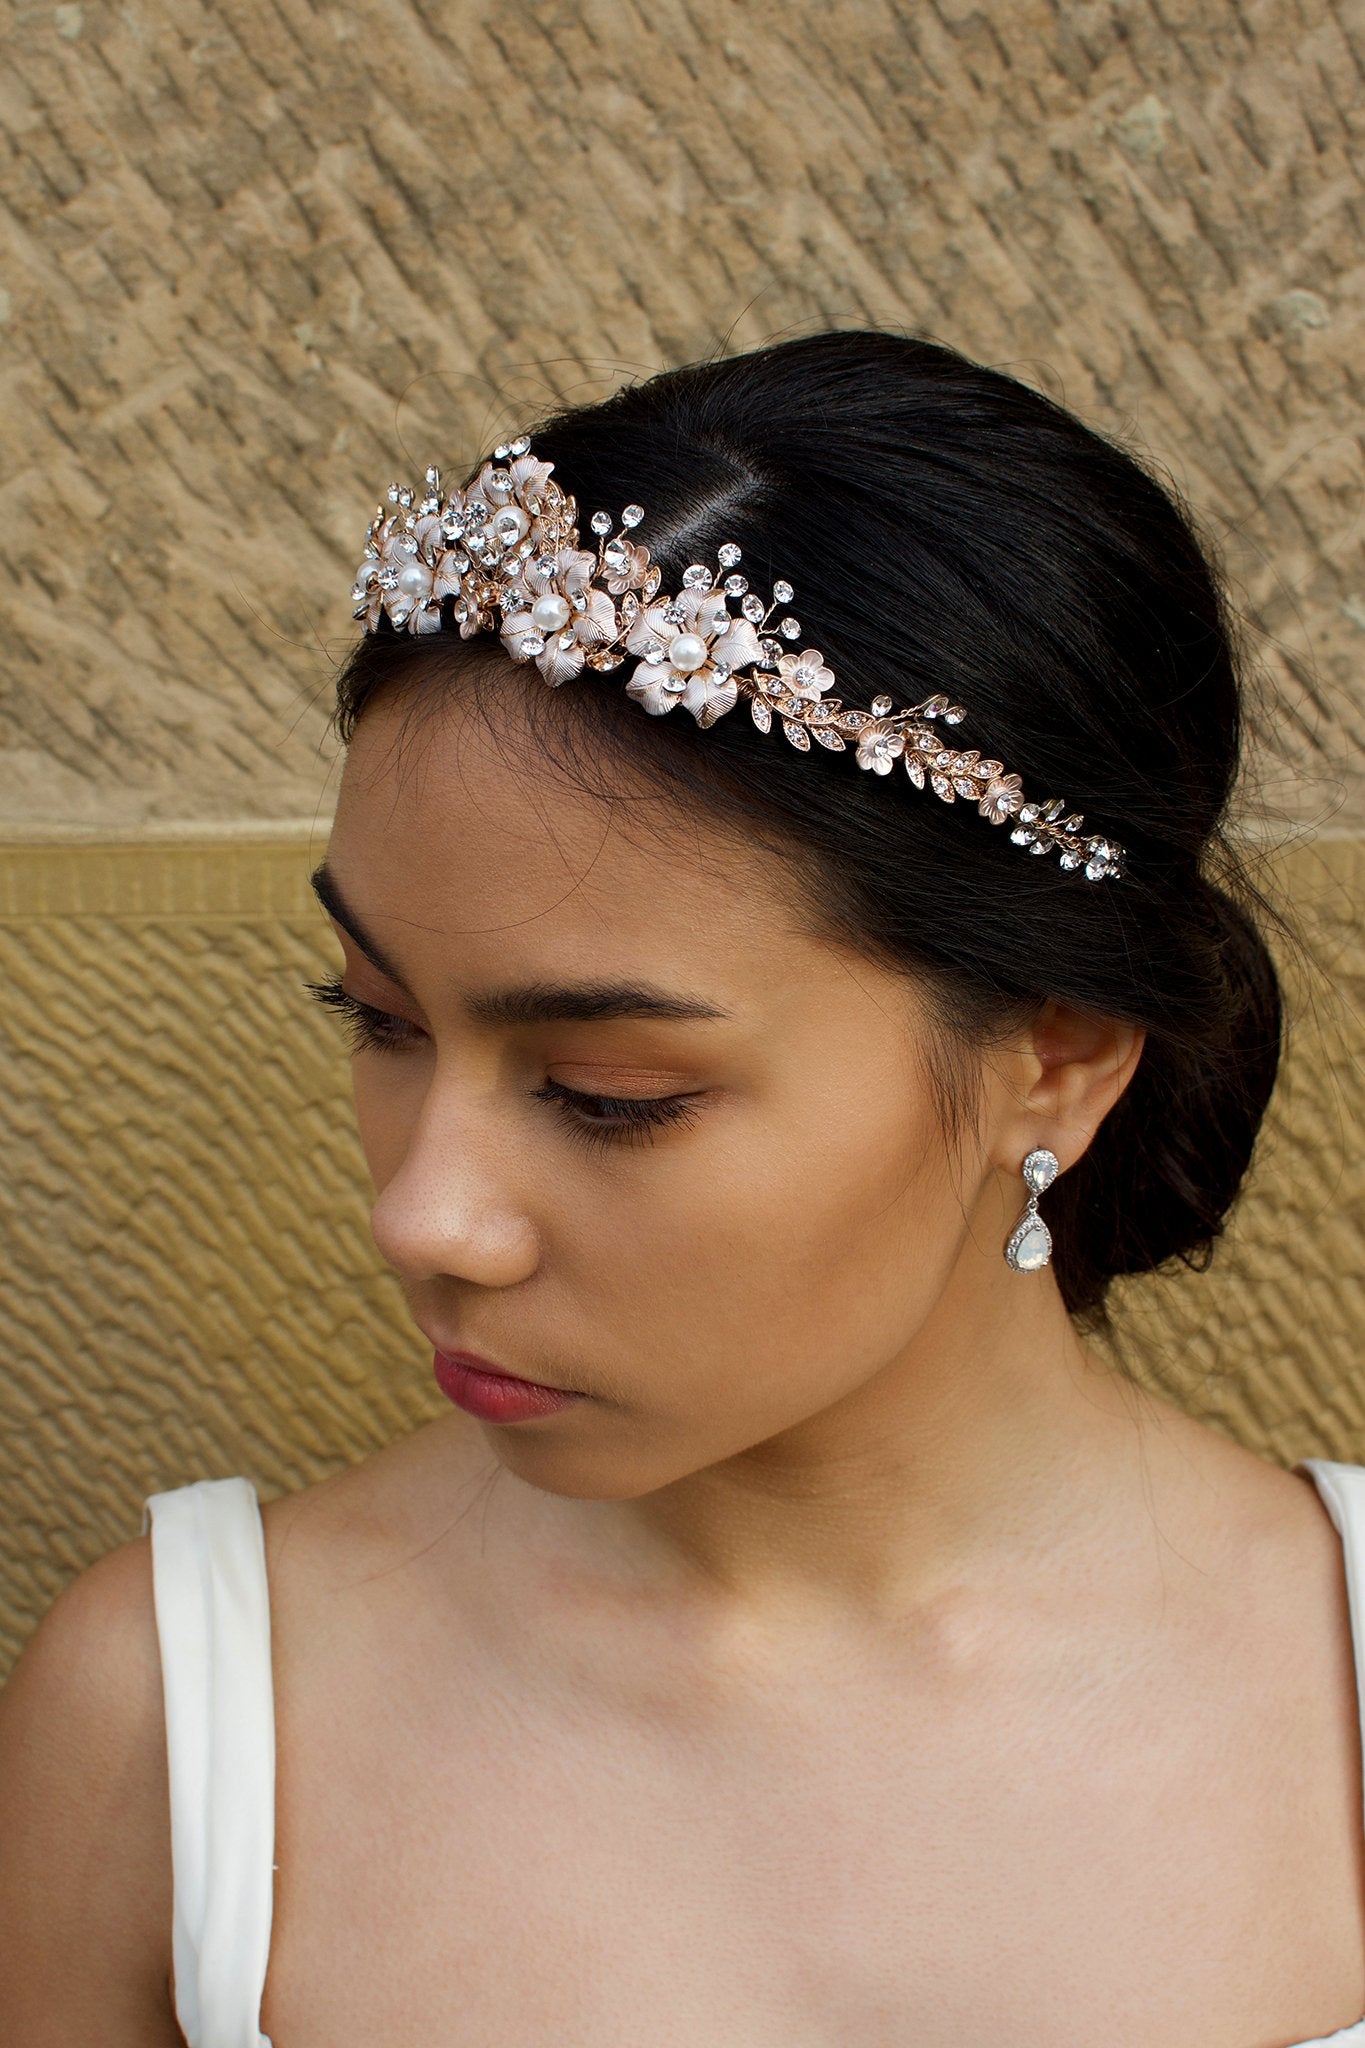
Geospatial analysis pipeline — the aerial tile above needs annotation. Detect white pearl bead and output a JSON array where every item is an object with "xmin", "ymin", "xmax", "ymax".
[
  {"xmin": 492, "ymin": 505, "xmax": 529, "ymax": 546},
  {"xmin": 531, "ymin": 593, "xmax": 572, "ymax": 633},
  {"xmin": 395, "ymin": 560, "xmax": 430, "ymax": 596},
  {"xmin": 667, "ymin": 631, "xmax": 710, "ymax": 673}
]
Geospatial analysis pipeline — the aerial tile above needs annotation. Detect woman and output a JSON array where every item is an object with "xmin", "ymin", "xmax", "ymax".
[{"xmin": 2, "ymin": 329, "xmax": 1362, "ymax": 2044}]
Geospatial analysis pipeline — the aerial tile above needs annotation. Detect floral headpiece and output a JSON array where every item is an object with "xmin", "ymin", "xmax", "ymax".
[{"xmin": 351, "ymin": 437, "xmax": 1125, "ymax": 881}]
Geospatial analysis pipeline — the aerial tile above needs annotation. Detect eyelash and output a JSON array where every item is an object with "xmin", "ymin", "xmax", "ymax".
[{"xmin": 303, "ymin": 976, "xmax": 704, "ymax": 1153}]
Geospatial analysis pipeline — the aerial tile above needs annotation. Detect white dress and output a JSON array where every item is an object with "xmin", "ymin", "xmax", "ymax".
[{"xmin": 142, "ymin": 1458, "xmax": 1365, "ymax": 2048}]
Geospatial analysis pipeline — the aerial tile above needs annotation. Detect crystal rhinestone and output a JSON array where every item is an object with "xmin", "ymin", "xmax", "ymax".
[
  {"xmin": 718, "ymin": 543, "xmax": 742, "ymax": 567},
  {"xmin": 1085, "ymin": 853, "xmax": 1111, "ymax": 881},
  {"xmin": 488, "ymin": 470, "xmax": 512, "ymax": 495},
  {"xmin": 953, "ymin": 778, "xmax": 979, "ymax": 799},
  {"xmin": 1064, "ymin": 814, "xmax": 1085, "ymax": 833},
  {"xmin": 595, "ymin": 651, "xmax": 623, "ymax": 670},
  {"xmin": 780, "ymin": 617, "xmax": 801, "ymax": 639},
  {"xmin": 724, "ymin": 573, "xmax": 748, "ymax": 596},
  {"xmin": 1011, "ymin": 826, "xmax": 1036, "ymax": 846},
  {"xmin": 943, "ymin": 708, "xmax": 965, "ymax": 725},
  {"xmin": 590, "ymin": 511, "xmax": 612, "ymax": 535},
  {"xmin": 1042, "ymin": 797, "xmax": 1065, "ymax": 822},
  {"xmin": 663, "ymin": 601, "xmax": 687, "ymax": 624},
  {"xmin": 782, "ymin": 719, "xmax": 811, "ymax": 750},
  {"xmin": 870, "ymin": 694, "xmax": 893, "ymax": 716},
  {"xmin": 662, "ymin": 673, "xmax": 688, "ymax": 696},
  {"xmin": 536, "ymin": 557, "xmax": 557, "ymax": 579},
  {"xmin": 683, "ymin": 564, "xmax": 712, "ymax": 588},
  {"xmin": 931, "ymin": 773, "xmax": 955, "ymax": 802},
  {"xmin": 1029, "ymin": 840, "xmax": 1049, "ymax": 854},
  {"xmin": 773, "ymin": 580, "xmax": 794, "ymax": 603},
  {"xmin": 509, "ymin": 434, "xmax": 532, "ymax": 457},
  {"xmin": 465, "ymin": 499, "xmax": 489, "ymax": 525},
  {"xmin": 814, "ymin": 727, "xmax": 846, "ymax": 751},
  {"xmin": 923, "ymin": 695, "xmax": 947, "ymax": 718},
  {"xmin": 493, "ymin": 444, "xmax": 510, "ymax": 461},
  {"xmin": 935, "ymin": 751, "xmax": 954, "ymax": 768},
  {"xmin": 751, "ymin": 697, "xmax": 773, "ymax": 732},
  {"xmin": 646, "ymin": 646, "xmax": 668, "ymax": 665},
  {"xmin": 760, "ymin": 637, "xmax": 783, "ymax": 662},
  {"xmin": 521, "ymin": 634, "xmax": 546, "ymax": 656},
  {"xmin": 742, "ymin": 594, "xmax": 765, "ymax": 621},
  {"xmin": 1018, "ymin": 805, "xmax": 1038, "ymax": 825},
  {"xmin": 711, "ymin": 661, "xmax": 732, "ymax": 681},
  {"xmin": 621, "ymin": 504, "xmax": 645, "ymax": 528},
  {"xmin": 397, "ymin": 485, "xmax": 414, "ymax": 507},
  {"xmin": 905, "ymin": 757, "xmax": 926, "ymax": 788},
  {"xmin": 604, "ymin": 539, "xmax": 627, "ymax": 565},
  {"xmin": 492, "ymin": 505, "xmax": 529, "ymax": 547},
  {"xmin": 440, "ymin": 519, "xmax": 465, "ymax": 542},
  {"xmin": 1058, "ymin": 849, "xmax": 1083, "ymax": 870}
]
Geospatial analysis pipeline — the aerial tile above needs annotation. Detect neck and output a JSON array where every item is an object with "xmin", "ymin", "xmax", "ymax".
[{"xmin": 508, "ymin": 1257, "xmax": 1188, "ymax": 1651}]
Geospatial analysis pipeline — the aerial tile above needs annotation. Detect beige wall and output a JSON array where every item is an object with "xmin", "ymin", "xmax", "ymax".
[{"xmin": 2, "ymin": 0, "xmax": 1361, "ymax": 1674}]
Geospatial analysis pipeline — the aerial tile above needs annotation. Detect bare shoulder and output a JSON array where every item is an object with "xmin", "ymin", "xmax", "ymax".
[
  {"xmin": 0, "ymin": 1535, "xmax": 183, "ymax": 2043},
  {"xmin": 257, "ymin": 1413, "xmax": 500, "ymax": 1584}
]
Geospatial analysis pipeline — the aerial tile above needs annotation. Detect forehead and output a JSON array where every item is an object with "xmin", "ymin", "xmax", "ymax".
[{"xmin": 327, "ymin": 684, "xmax": 818, "ymax": 996}]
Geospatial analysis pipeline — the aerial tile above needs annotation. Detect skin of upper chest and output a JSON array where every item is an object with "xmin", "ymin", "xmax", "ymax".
[{"xmin": 253, "ymin": 1460, "xmax": 1365, "ymax": 2048}]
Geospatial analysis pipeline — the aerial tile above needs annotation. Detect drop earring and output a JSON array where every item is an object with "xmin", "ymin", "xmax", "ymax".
[{"xmin": 1005, "ymin": 1148, "xmax": 1059, "ymax": 1271}]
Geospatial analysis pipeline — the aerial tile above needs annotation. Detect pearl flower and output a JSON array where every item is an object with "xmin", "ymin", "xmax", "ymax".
[
  {"xmin": 352, "ymin": 512, "xmax": 470, "ymax": 634},
  {"xmin": 623, "ymin": 588, "xmax": 763, "ymax": 725},
  {"xmin": 501, "ymin": 547, "xmax": 618, "ymax": 685}
]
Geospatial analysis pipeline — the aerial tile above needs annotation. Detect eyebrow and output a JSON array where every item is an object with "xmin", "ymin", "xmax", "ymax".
[{"xmin": 309, "ymin": 862, "xmax": 733, "ymax": 1026}]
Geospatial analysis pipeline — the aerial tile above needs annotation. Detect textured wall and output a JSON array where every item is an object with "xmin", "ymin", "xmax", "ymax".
[
  {"xmin": 2, "ymin": 0, "xmax": 1362, "ymax": 1672},
  {"xmin": 2, "ymin": 832, "xmax": 1362, "ymax": 1679},
  {"xmin": 1, "ymin": 0, "xmax": 1361, "ymax": 827}
]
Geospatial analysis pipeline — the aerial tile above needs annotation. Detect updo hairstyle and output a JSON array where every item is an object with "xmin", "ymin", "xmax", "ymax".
[{"xmin": 333, "ymin": 330, "xmax": 1283, "ymax": 1323}]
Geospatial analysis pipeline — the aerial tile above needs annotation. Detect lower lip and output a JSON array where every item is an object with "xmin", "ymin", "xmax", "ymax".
[{"xmin": 432, "ymin": 1351, "xmax": 584, "ymax": 1423}]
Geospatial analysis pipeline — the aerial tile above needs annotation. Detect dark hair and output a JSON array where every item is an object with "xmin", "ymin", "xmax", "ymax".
[{"xmin": 333, "ymin": 329, "xmax": 1283, "ymax": 1323}]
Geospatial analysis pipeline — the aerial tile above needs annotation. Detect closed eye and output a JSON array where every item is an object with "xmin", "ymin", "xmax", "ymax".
[{"xmin": 304, "ymin": 976, "xmax": 705, "ymax": 1151}]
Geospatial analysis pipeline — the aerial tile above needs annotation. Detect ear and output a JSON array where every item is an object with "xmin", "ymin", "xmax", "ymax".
[{"xmin": 999, "ymin": 998, "xmax": 1145, "ymax": 1174}]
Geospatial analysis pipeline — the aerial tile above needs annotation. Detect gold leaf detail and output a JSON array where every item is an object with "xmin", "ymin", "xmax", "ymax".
[
  {"xmin": 782, "ymin": 718, "xmax": 811, "ymax": 749},
  {"xmin": 813, "ymin": 726, "xmax": 846, "ymax": 750},
  {"xmin": 751, "ymin": 697, "xmax": 772, "ymax": 733}
]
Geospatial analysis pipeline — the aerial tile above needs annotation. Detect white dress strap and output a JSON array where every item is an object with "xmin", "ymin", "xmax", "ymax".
[
  {"xmin": 1298, "ymin": 1459, "xmax": 1365, "ymax": 1843},
  {"xmin": 142, "ymin": 1477, "xmax": 276, "ymax": 2048}
]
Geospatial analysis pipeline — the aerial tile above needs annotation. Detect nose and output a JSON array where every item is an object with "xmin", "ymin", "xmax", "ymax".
[{"xmin": 367, "ymin": 1080, "xmax": 540, "ymax": 1291}]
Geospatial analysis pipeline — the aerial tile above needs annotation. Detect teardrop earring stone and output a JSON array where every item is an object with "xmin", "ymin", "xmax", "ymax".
[
  {"xmin": 1006, "ymin": 1213, "xmax": 1053, "ymax": 1272},
  {"xmin": 1022, "ymin": 1147, "xmax": 1059, "ymax": 1195}
]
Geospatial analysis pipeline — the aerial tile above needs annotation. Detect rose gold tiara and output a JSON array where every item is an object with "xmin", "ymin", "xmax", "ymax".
[{"xmin": 350, "ymin": 437, "xmax": 1125, "ymax": 881}]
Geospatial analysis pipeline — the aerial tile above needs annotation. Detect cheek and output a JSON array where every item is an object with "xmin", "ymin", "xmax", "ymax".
[{"xmin": 582, "ymin": 1077, "xmax": 969, "ymax": 1418}]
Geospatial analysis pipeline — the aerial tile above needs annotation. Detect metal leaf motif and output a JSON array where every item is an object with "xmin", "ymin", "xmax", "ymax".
[{"xmin": 356, "ymin": 442, "xmax": 1127, "ymax": 881}]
